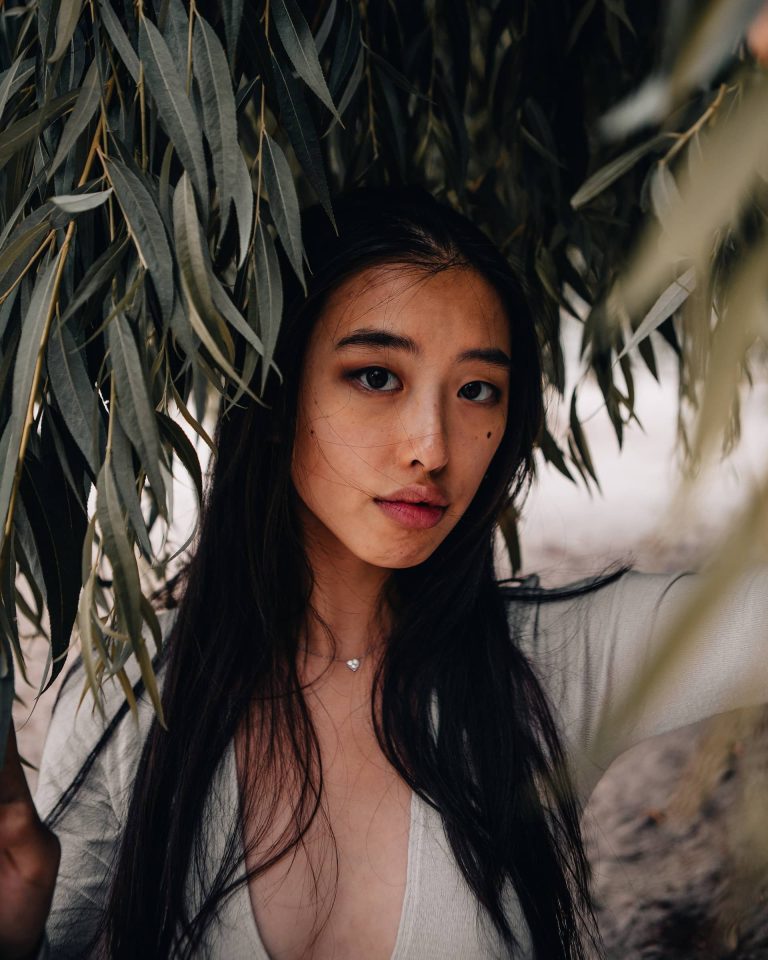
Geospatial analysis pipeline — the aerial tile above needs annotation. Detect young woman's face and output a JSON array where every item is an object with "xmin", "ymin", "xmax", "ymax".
[{"xmin": 291, "ymin": 264, "xmax": 512, "ymax": 571}]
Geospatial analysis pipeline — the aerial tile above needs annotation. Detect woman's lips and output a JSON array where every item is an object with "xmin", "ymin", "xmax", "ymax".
[{"xmin": 374, "ymin": 499, "xmax": 446, "ymax": 529}]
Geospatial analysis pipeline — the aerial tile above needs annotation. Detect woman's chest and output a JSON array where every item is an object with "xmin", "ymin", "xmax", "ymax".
[{"xmin": 240, "ymin": 705, "xmax": 412, "ymax": 960}]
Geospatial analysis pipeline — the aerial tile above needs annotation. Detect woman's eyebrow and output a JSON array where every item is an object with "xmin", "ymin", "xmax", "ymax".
[
  {"xmin": 335, "ymin": 329, "xmax": 418, "ymax": 354},
  {"xmin": 335, "ymin": 329, "xmax": 511, "ymax": 368},
  {"xmin": 456, "ymin": 347, "xmax": 511, "ymax": 369}
]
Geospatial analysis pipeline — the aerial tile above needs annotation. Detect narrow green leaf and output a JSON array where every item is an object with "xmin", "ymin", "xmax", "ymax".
[
  {"xmin": 327, "ymin": 1, "xmax": 359, "ymax": 97},
  {"xmin": 0, "ymin": 58, "xmax": 35, "ymax": 123},
  {"xmin": 13, "ymin": 497, "xmax": 47, "ymax": 607},
  {"xmin": 0, "ymin": 89, "xmax": 80, "ymax": 171},
  {"xmin": 97, "ymin": 0, "xmax": 140, "ymax": 83},
  {"xmin": 96, "ymin": 458, "xmax": 143, "ymax": 642},
  {"xmin": 192, "ymin": 16, "xmax": 240, "ymax": 244},
  {"xmin": 19, "ymin": 445, "xmax": 85, "ymax": 693},
  {"xmin": 0, "ymin": 219, "xmax": 51, "ymax": 296},
  {"xmin": 271, "ymin": 52, "xmax": 334, "ymax": 224},
  {"xmin": 538, "ymin": 426, "xmax": 575, "ymax": 484},
  {"xmin": 252, "ymin": 219, "xmax": 283, "ymax": 393},
  {"xmin": 51, "ymin": 188, "xmax": 113, "ymax": 213},
  {"xmin": 49, "ymin": 0, "xmax": 84, "ymax": 63},
  {"xmin": 138, "ymin": 16, "xmax": 209, "ymax": 222},
  {"xmin": 105, "ymin": 157, "xmax": 175, "ymax": 328},
  {"xmin": 315, "ymin": 0, "xmax": 338, "ymax": 54},
  {"xmin": 59, "ymin": 236, "xmax": 130, "ymax": 327},
  {"xmin": 221, "ymin": 0, "xmax": 245, "ymax": 68},
  {"xmin": 261, "ymin": 131, "xmax": 303, "ymax": 283},
  {"xmin": 569, "ymin": 391, "xmax": 600, "ymax": 489},
  {"xmin": 156, "ymin": 411, "xmax": 203, "ymax": 508},
  {"xmin": 110, "ymin": 413, "xmax": 153, "ymax": 558},
  {"xmin": 617, "ymin": 267, "xmax": 696, "ymax": 360},
  {"xmin": 570, "ymin": 133, "xmax": 666, "ymax": 209},
  {"xmin": 272, "ymin": 0, "xmax": 340, "ymax": 120},
  {"xmin": 334, "ymin": 45, "xmax": 364, "ymax": 121},
  {"xmin": 48, "ymin": 58, "xmax": 101, "ymax": 178},
  {"xmin": 160, "ymin": 0, "xmax": 190, "ymax": 74},
  {"xmin": 107, "ymin": 311, "xmax": 168, "ymax": 509},
  {"xmin": 46, "ymin": 319, "xmax": 100, "ymax": 475},
  {"xmin": 11, "ymin": 251, "xmax": 62, "ymax": 464},
  {"xmin": 172, "ymin": 173, "xmax": 260, "ymax": 402},
  {"xmin": 232, "ymin": 147, "xmax": 254, "ymax": 270}
]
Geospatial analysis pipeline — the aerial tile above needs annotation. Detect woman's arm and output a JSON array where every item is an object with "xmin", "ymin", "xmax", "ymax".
[
  {"xmin": 514, "ymin": 567, "xmax": 768, "ymax": 792},
  {"xmin": 32, "ymin": 610, "xmax": 173, "ymax": 957}
]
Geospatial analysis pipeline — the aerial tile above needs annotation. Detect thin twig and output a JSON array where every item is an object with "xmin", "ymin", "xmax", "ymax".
[{"xmin": 660, "ymin": 83, "xmax": 729, "ymax": 168}]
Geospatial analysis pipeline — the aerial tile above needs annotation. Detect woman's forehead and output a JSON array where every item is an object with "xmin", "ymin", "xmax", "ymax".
[{"xmin": 313, "ymin": 263, "xmax": 511, "ymax": 350}]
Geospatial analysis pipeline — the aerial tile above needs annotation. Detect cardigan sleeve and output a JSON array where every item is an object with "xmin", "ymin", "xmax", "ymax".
[
  {"xmin": 512, "ymin": 567, "xmax": 768, "ymax": 794},
  {"xmin": 33, "ymin": 610, "xmax": 175, "ymax": 957}
]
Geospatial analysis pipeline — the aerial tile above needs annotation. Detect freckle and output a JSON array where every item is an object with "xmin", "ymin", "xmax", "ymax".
[{"xmin": 486, "ymin": 431, "xmax": 492, "ymax": 439}]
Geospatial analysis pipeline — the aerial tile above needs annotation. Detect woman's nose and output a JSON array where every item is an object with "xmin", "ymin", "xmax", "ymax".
[{"xmin": 398, "ymin": 396, "xmax": 449, "ymax": 474}]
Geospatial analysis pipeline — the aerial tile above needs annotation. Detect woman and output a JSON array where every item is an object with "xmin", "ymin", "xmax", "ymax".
[{"xmin": 1, "ymin": 186, "xmax": 767, "ymax": 960}]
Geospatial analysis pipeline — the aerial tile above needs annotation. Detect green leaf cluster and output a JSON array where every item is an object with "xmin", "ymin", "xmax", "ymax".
[{"xmin": 0, "ymin": 0, "xmax": 765, "ymax": 745}]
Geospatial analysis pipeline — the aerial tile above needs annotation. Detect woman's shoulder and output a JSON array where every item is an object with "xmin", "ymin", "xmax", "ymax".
[{"xmin": 34, "ymin": 606, "xmax": 179, "ymax": 821}]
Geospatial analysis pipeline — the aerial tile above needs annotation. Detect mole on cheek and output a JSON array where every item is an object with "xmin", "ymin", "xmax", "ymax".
[{"xmin": 486, "ymin": 431, "xmax": 492, "ymax": 439}]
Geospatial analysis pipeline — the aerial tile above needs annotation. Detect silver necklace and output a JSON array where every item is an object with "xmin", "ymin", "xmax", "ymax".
[{"xmin": 297, "ymin": 644, "xmax": 373, "ymax": 672}]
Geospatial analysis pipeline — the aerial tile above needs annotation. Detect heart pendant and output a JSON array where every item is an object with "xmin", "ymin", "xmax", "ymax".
[{"xmin": 345, "ymin": 658, "xmax": 361, "ymax": 672}]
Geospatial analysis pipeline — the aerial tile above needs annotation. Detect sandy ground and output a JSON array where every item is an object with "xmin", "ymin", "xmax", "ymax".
[{"xmin": 11, "ymin": 317, "xmax": 768, "ymax": 955}]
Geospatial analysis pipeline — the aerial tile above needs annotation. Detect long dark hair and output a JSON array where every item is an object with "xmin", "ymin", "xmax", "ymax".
[{"xmin": 50, "ymin": 186, "xmax": 603, "ymax": 958}]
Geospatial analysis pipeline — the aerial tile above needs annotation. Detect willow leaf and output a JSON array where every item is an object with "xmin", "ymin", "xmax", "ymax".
[
  {"xmin": 95, "ymin": 459, "xmax": 143, "ymax": 642},
  {"xmin": 138, "ymin": 16, "xmax": 209, "ymax": 222},
  {"xmin": 0, "ymin": 89, "xmax": 80, "ymax": 171},
  {"xmin": 221, "ymin": 0, "xmax": 244, "ymax": 68},
  {"xmin": 107, "ymin": 311, "xmax": 167, "ymax": 510},
  {"xmin": 156, "ymin": 411, "xmax": 203, "ymax": 508},
  {"xmin": 52, "ymin": 188, "xmax": 113, "ymax": 213},
  {"xmin": 617, "ymin": 267, "xmax": 696, "ymax": 360},
  {"xmin": 335, "ymin": 46, "xmax": 365, "ymax": 121},
  {"xmin": 0, "ymin": 219, "xmax": 51, "ymax": 296},
  {"xmin": 262, "ymin": 131, "xmax": 303, "ymax": 284},
  {"xmin": 47, "ymin": 319, "xmax": 100, "ymax": 475},
  {"xmin": 97, "ymin": 0, "xmax": 140, "ymax": 84},
  {"xmin": 315, "ymin": 0, "xmax": 338, "ymax": 54},
  {"xmin": 570, "ymin": 133, "xmax": 666, "ymax": 209},
  {"xmin": 328, "ymin": 1, "xmax": 360, "ymax": 98},
  {"xmin": 232, "ymin": 146, "xmax": 254, "ymax": 270},
  {"xmin": 9, "ymin": 251, "xmax": 62, "ymax": 486},
  {"xmin": 59, "ymin": 236, "xmax": 129, "ymax": 326},
  {"xmin": 172, "ymin": 173, "xmax": 260, "ymax": 402},
  {"xmin": 0, "ymin": 58, "xmax": 35, "ymax": 123},
  {"xmin": 110, "ymin": 413, "xmax": 153, "ymax": 558},
  {"xmin": 105, "ymin": 157, "xmax": 175, "ymax": 328},
  {"xmin": 49, "ymin": 57, "xmax": 101, "ymax": 178},
  {"xmin": 19, "ymin": 448, "xmax": 85, "ymax": 692},
  {"xmin": 272, "ymin": 0, "xmax": 340, "ymax": 120},
  {"xmin": 271, "ymin": 52, "xmax": 334, "ymax": 224},
  {"xmin": 48, "ymin": 0, "xmax": 84, "ymax": 63},
  {"xmin": 161, "ymin": 0, "xmax": 190, "ymax": 74},
  {"xmin": 193, "ymin": 16, "xmax": 239, "ymax": 245},
  {"xmin": 569, "ymin": 391, "xmax": 600, "ymax": 489},
  {"xmin": 252, "ymin": 219, "xmax": 283, "ymax": 393}
]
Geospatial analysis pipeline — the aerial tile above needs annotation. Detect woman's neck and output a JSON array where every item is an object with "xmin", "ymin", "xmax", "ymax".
[{"xmin": 301, "ymin": 519, "xmax": 392, "ymax": 663}]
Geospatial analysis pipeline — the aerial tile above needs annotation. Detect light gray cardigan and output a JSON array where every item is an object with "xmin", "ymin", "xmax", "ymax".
[{"xmin": 34, "ymin": 568, "xmax": 768, "ymax": 958}]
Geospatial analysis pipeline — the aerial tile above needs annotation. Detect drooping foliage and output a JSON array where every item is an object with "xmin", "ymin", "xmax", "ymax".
[{"xmin": 0, "ymin": 0, "xmax": 766, "ymax": 750}]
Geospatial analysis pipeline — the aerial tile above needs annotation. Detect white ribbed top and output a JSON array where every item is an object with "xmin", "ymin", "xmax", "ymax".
[{"xmin": 35, "ymin": 568, "xmax": 768, "ymax": 958}]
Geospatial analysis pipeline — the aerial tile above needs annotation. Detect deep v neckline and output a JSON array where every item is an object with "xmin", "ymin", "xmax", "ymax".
[{"xmin": 225, "ymin": 739, "xmax": 421, "ymax": 960}]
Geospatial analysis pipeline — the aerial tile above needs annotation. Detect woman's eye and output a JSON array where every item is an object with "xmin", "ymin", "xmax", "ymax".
[
  {"xmin": 459, "ymin": 381, "xmax": 499, "ymax": 403},
  {"xmin": 353, "ymin": 367, "xmax": 401, "ymax": 392}
]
